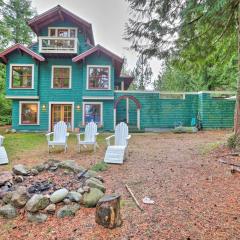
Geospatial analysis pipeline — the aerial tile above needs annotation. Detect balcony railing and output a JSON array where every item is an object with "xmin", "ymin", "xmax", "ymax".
[{"xmin": 39, "ymin": 37, "xmax": 78, "ymax": 54}]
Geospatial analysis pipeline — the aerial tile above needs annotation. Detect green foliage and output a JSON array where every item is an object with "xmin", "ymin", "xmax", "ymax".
[
  {"xmin": 91, "ymin": 161, "xmax": 109, "ymax": 172},
  {"xmin": 227, "ymin": 134, "xmax": 240, "ymax": 149}
]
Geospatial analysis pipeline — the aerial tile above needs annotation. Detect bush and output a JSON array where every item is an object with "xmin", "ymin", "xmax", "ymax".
[
  {"xmin": 227, "ymin": 134, "xmax": 240, "ymax": 149},
  {"xmin": 91, "ymin": 162, "xmax": 108, "ymax": 172},
  {"xmin": 0, "ymin": 115, "xmax": 11, "ymax": 126}
]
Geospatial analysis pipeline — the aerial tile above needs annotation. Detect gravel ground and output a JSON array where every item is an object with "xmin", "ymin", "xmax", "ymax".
[{"xmin": 1, "ymin": 130, "xmax": 240, "ymax": 240}]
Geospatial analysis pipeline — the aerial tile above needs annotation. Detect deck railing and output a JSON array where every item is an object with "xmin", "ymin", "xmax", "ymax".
[{"xmin": 39, "ymin": 37, "xmax": 78, "ymax": 54}]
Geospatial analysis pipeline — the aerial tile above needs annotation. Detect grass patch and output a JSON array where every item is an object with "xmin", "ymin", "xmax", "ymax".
[
  {"xmin": 199, "ymin": 141, "xmax": 223, "ymax": 155},
  {"xmin": 91, "ymin": 161, "xmax": 109, "ymax": 172}
]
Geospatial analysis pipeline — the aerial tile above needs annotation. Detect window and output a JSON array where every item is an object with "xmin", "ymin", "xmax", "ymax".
[
  {"xmin": 48, "ymin": 28, "xmax": 77, "ymax": 38},
  {"xmin": 20, "ymin": 102, "xmax": 39, "ymax": 125},
  {"xmin": 10, "ymin": 65, "xmax": 34, "ymax": 89},
  {"xmin": 83, "ymin": 103, "xmax": 102, "ymax": 125},
  {"xmin": 52, "ymin": 66, "xmax": 71, "ymax": 89},
  {"xmin": 87, "ymin": 66, "xmax": 111, "ymax": 90}
]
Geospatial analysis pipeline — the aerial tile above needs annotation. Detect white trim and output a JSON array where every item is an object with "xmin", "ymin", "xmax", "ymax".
[
  {"xmin": 9, "ymin": 64, "xmax": 34, "ymax": 89},
  {"xmin": 51, "ymin": 65, "xmax": 72, "ymax": 89},
  {"xmin": 19, "ymin": 101, "xmax": 40, "ymax": 125},
  {"xmin": 48, "ymin": 27, "xmax": 78, "ymax": 38},
  {"xmin": 126, "ymin": 97, "xmax": 129, "ymax": 124},
  {"xmin": 48, "ymin": 101, "xmax": 75, "ymax": 132},
  {"xmin": 137, "ymin": 109, "xmax": 140, "ymax": 130},
  {"xmin": 113, "ymin": 108, "xmax": 116, "ymax": 129},
  {"xmin": 121, "ymin": 81, "xmax": 124, "ymax": 91},
  {"xmin": 82, "ymin": 96, "xmax": 114, "ymax": 100},
  {"xmin": 86, "ymin": 65, "xmax": 111, "ymax": 90},
  {"xmin": 82, "ymin": 102, "xmax": 103, "ymax": 126},
  {"xmin": 6, "ymin": 96, "xmax": 39, "ymax": 99}
]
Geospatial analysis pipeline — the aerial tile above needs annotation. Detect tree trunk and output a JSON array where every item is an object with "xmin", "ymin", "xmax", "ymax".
[
  {"xmin": 234, "ymin": 2, "xmax": 240, "ymax": 135},
  {"xmin": 95, "ymin": 194, "xmax": 122, "ymax": 229}
]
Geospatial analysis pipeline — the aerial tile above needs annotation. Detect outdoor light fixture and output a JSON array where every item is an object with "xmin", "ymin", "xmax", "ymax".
[
  {"xmin": 76, "ymin": 105, "xmax": 81, "ymax": 111},
  {"xmin": 42, "ymin": 104, "xmax": 46, "ymax": 111}
]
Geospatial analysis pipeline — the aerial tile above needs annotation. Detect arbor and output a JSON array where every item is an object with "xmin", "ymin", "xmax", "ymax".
[
  {"xmin": 125, "ymin": 0, "xmax": 240, "ymax": 133},
  {"xmin": 132, "ymin": 53, "xmax": 152, "ymax": 90}
]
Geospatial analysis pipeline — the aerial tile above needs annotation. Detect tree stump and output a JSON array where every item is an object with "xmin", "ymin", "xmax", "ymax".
[{"xmin": 95, "ymin": 194, "xmax": 122, "ymax": 229}]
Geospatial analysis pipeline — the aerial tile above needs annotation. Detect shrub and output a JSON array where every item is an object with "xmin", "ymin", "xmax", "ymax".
[
  {"xmin": 91, "ymin": 162, "xmax": 108, "ymax": 172},
  {"xmin": 227, "ymin": 134, "xmax": 240, "ymax": 149}
]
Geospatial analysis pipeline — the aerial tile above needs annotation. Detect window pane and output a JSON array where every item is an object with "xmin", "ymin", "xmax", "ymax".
[
  {"xmin": 57, "ymin": 29, "xmax": 69, "ymax": 37},
  {"xmin": 12, "ymin": 66, "xmax": 32, "ymax": 88},
  {"xmin": 53, "ymin": 67, "xmax": 70, "ymax": 88},
  {"xmin": 70, "ymin": 29, "xmax": 76, "ymax": 38},
  {"xmin": 88, "ymin": 67, "xmax": 110, "ymax": 89},
  {"xmin": 21, "ymin": 103, "xmax": 38, "ymax": 124},
  {"xmin": 49, "ymin": 29, "xmax": 56, "ymax": 36},
  {"xmin": 84, "ymin": 104, "xmax": 101, "ymax": 124}
]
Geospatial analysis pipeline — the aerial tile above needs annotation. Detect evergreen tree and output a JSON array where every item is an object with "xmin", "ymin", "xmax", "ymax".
[{"xmin": 133, "ymin": 53, "xmax": 152, "ymax": 90}]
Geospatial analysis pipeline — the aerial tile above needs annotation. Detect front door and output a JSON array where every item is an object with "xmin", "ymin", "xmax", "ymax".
[{"xmin": 51, "ymin": 104, "xmax": 72, "ymax": 131}]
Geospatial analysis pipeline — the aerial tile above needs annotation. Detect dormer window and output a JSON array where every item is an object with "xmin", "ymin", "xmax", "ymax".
[{"xmin": 48, "ymin": 27, "xmax": 77, "ymax": 38}]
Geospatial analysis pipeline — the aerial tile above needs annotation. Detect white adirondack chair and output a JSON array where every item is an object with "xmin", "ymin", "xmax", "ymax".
[
  {"xmin": 46, "ymin": 121, "xmax": 69, "ymax": 153},
  {"xmin": 0, "ymin": 135, "xmax": 8, "ymax": 165},
  {"xmin": 104, "ymin": 122, "xmax": 131, "ymax": 164},
  {"xmin": 76, "ymin": 122, "xmax": 99, "ymax": 152}
]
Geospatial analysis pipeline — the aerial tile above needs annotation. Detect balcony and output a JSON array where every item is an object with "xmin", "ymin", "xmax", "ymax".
[{"xmin": 39, "ymin": 37, "xmax": 78, "ymax": 55}]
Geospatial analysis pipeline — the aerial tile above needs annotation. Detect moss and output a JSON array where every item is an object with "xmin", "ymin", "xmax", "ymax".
[{"xmin": 91, "ymin": 161, "xmax": 109, "ymax": 172}]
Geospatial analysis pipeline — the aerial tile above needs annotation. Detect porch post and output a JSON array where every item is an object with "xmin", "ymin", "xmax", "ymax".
[
  {"xmin": 137, "ymin": 108, "xmax": 140, "ymax": 130},
  {"xmin": 126, "ymin": 97, "xmax": 129, "ymax": 124},
  {"xmin": 113, "ymin": 108, "xmax": 116, "ymax": 129}
]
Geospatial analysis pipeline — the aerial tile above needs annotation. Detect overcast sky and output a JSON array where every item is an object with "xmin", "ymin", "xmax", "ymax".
[{"xmin": 31, "ymin": 0, "xmax": 161, "ymax": 80}]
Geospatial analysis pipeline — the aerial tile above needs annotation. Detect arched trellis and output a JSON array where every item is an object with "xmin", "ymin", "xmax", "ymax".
[{"xmin": 114, "ymin": 95, "xmax": 141, "ymax": 129}]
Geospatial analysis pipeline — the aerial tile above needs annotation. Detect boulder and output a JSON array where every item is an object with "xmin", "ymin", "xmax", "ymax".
[
  {"xmin": 44, "ymin": 204, "xmax": 56, "ymax": 214},
  {"xmin": 63, "ymin": 199, "xmax": 71, "ymax": 205},
  {"xmin": 50, "ymin": 188, "xmax": 68, "ymax": 203},
  {"xmin": 0, "ymin": 204, "xmax": 17, "ymax": 219},
  {"xmin": 2, "ymin": 192, "xmax": 13, "ymax": 204},
  {"xmin": 27, "ymin": 212, "xmax": 48, "ymax": 223},
  {"xmin": 11, "ymin": 186, "xmax": 29, "ymax": 208},
  {"xmin": 56, "ymin": 204, "xmax": 80, "ymax": 218},
  {"xmin": 58, "ymin": 160, "xmax": 86, "ymax": 173},
  {"xmin": 0, "ymin": 186, "xmax": 9, "ymax": 199},
  {"xmin": 0, "ymin": 171, "xmax": 13, "ymax": 186},
  {"xmin": 26, "ymin": 194, "xmax": 49, "ymax": 213},
  {"xmin": 30, "ymin": 169, "xmax": 39, "ymax": 176},
  {"xmin": 83, "ymin": 186, "xmax": 90, "ymax": 193},
  {"xmin": 83, "ymin": 170, "xmax": 97, "ymax": 178},
  {"xmin": 34, "ymin": 164, "xmax": 45, "ymax": 172},
  {"xmin": 77, "ymin": 188, "xmax": 85, "ymax": 194},
  {"xmin": 82, "ymin": 188, "xmax": 104, "ymax": 208},
  {"xmin": 12, "ymin": 164, "xmax": 29, "ymax": 176},
  {"xmin": 67, "ymin": 191, "xmax": 82, "ymax": 202},
  {"xmin": 85, "ymin": 178, "xmax": 106, "ymax": 193}
]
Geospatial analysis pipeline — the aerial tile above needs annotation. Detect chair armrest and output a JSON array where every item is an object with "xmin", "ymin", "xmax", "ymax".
[
  {"xmin": 46, "ymin": 132, "xmax": 53, "ymax": 141},
  {"xmin": 127, "ymin": 135, "xmax": 131, "ymax": 140},
  {"xmin": 76, "ymin": 133, "xmax": 84, "ymax": 142},
  {"xmin": 105, "ymin": 135, "xmax": 115, "ymax": 146}
]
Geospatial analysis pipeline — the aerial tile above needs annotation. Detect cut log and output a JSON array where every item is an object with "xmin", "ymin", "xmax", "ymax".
[{"xmin": 95, "ymin": 194, "xmax": 122, "ymax": 229}]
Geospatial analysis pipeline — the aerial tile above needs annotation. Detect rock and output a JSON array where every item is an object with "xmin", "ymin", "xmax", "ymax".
[
  {"xmin": 58, "ymin": 160, "xmax": 86, "ymax": 173},
  {"xmin": 0, "ymin": 204, "xmax": 17, "ymax": 219},
  {"xmin": 0, "ymin": 171, "xmax": 13, "ymax": 186},
  {"xmin": 11, "ymin": 186, "xmax": 29, "ymax": 208},
  {"xmin": 34, "ymin": 164, "xmax": 45, "ymax": 172},
  {"xmin": 83, "ymin": 186, "xmax": 90, "ymax": 193},
  {"xmin": 12, "ymin": 164, "xmax": 29, "ymax": 176},
  {"xmin": 0, "ymin": 186, "xmax": 9, "ymax": 198},
  {"xmin": 2, "ymin": 192, "xmax": 13, "ymax": 204},
  {"xmin": 77, "ymin": 188, "xmax": 85, "ymax": 194},
  {"xmin": 67, "ymin": 191, "xmax": 82, "ymax": 202},
  {"xmin": 82, "ymin": 188, "xmax": 104, "ymax": 208},
  {"xmin": 56, "ymin": 204, "xmax": 80, "ymax": 218},
  {"xmin": 44, "ymin": 204, "xmax": 56, "ymax": 214},
  {"xmin": 85, "ymin": 178, "xmax": 106, "ymax": 193},
  {"xmin": 30, "ymin": 169, "xmax": 38, "ymax": 176},
  {"xmin": 26, "ymin": 194, "xmax": 49, "ymax": 213},
  {"xmin": 27, "ymin": 212, "xmax": 48, "ymax": 223},
  {"xmin": 14, "ymin": 175, "xmax": 24, "ymax": 183},
  {"xmin": 83, "ymin": 170, "xmax": 97, "ymax": 178},
  {"xmin": 63, "ymin": 199, "xmax": 71, "ymax": 205},
  {"xmin": 11, "ymin": 129, "xmax": 16, "ymax": 133},
  {"xmin": 50, "ymin": 188, "xmax": 69, "ymax": 203}
]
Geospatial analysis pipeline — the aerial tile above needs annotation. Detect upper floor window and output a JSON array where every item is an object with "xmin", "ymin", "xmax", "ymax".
[
  {"xmin": 87, "ymin": 65, "xmax": 111, "ymax": 90},
  {"xmin": 51, "ymin": 66, "xmax": 72, "ymax": 89},
  {"xmin": 10, "ymin": 64, "xmax": 34, "ymax": 89},
  {"xmin": 48, "ymin": 27, "xmax": 77, "ymax": 38}
]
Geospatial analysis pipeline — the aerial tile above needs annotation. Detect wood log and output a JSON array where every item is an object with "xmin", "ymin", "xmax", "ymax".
[{"xmin": 95, "ymin": 194, "xmax": 122, "ymax": 229}]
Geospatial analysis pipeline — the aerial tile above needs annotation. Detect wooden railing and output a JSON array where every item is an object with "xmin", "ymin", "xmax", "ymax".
[{"xmin": 39, "ymin": 37, "xmax": 78, "ymax": 54}]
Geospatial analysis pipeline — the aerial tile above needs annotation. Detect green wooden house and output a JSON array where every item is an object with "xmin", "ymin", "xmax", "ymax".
[{"xmin": 0, "ymin": 5, "xmax": 236, "ymax": 132}]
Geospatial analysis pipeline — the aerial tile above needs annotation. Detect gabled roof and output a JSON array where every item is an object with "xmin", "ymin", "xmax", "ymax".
[
  {"xmin": 28, "ymin": 5, "xmax": 95, "ymax": 45},
  {"xmin": 72, "ymin": 44, "xmax": 124, "ymax": 76},
  {"xmin": 0, "ymin": 43, "xmax": 45, "ymax": 64}
]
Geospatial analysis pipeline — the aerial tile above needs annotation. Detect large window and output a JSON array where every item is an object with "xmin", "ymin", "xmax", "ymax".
[
  {"xmin": 10, "ymin": 65, "xmax": 33, "ymax": 89},
  {"xmin": 52, "ymin": 66, "xmax": 71, "ymax": 89},
  {"xmin": 83, "ymin": 102, "xmax": 102, "ymax": 125},
  {"xmin": 87, "ymin": 66, "xmax": 110, "ymax": 90},
  {"xmin": 20, "ymin": 102, "xmax": 39, "ymax": 125},
  {"xmin": 48, "ymin": 28, "xmax": 77, "ymax": 38}
]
